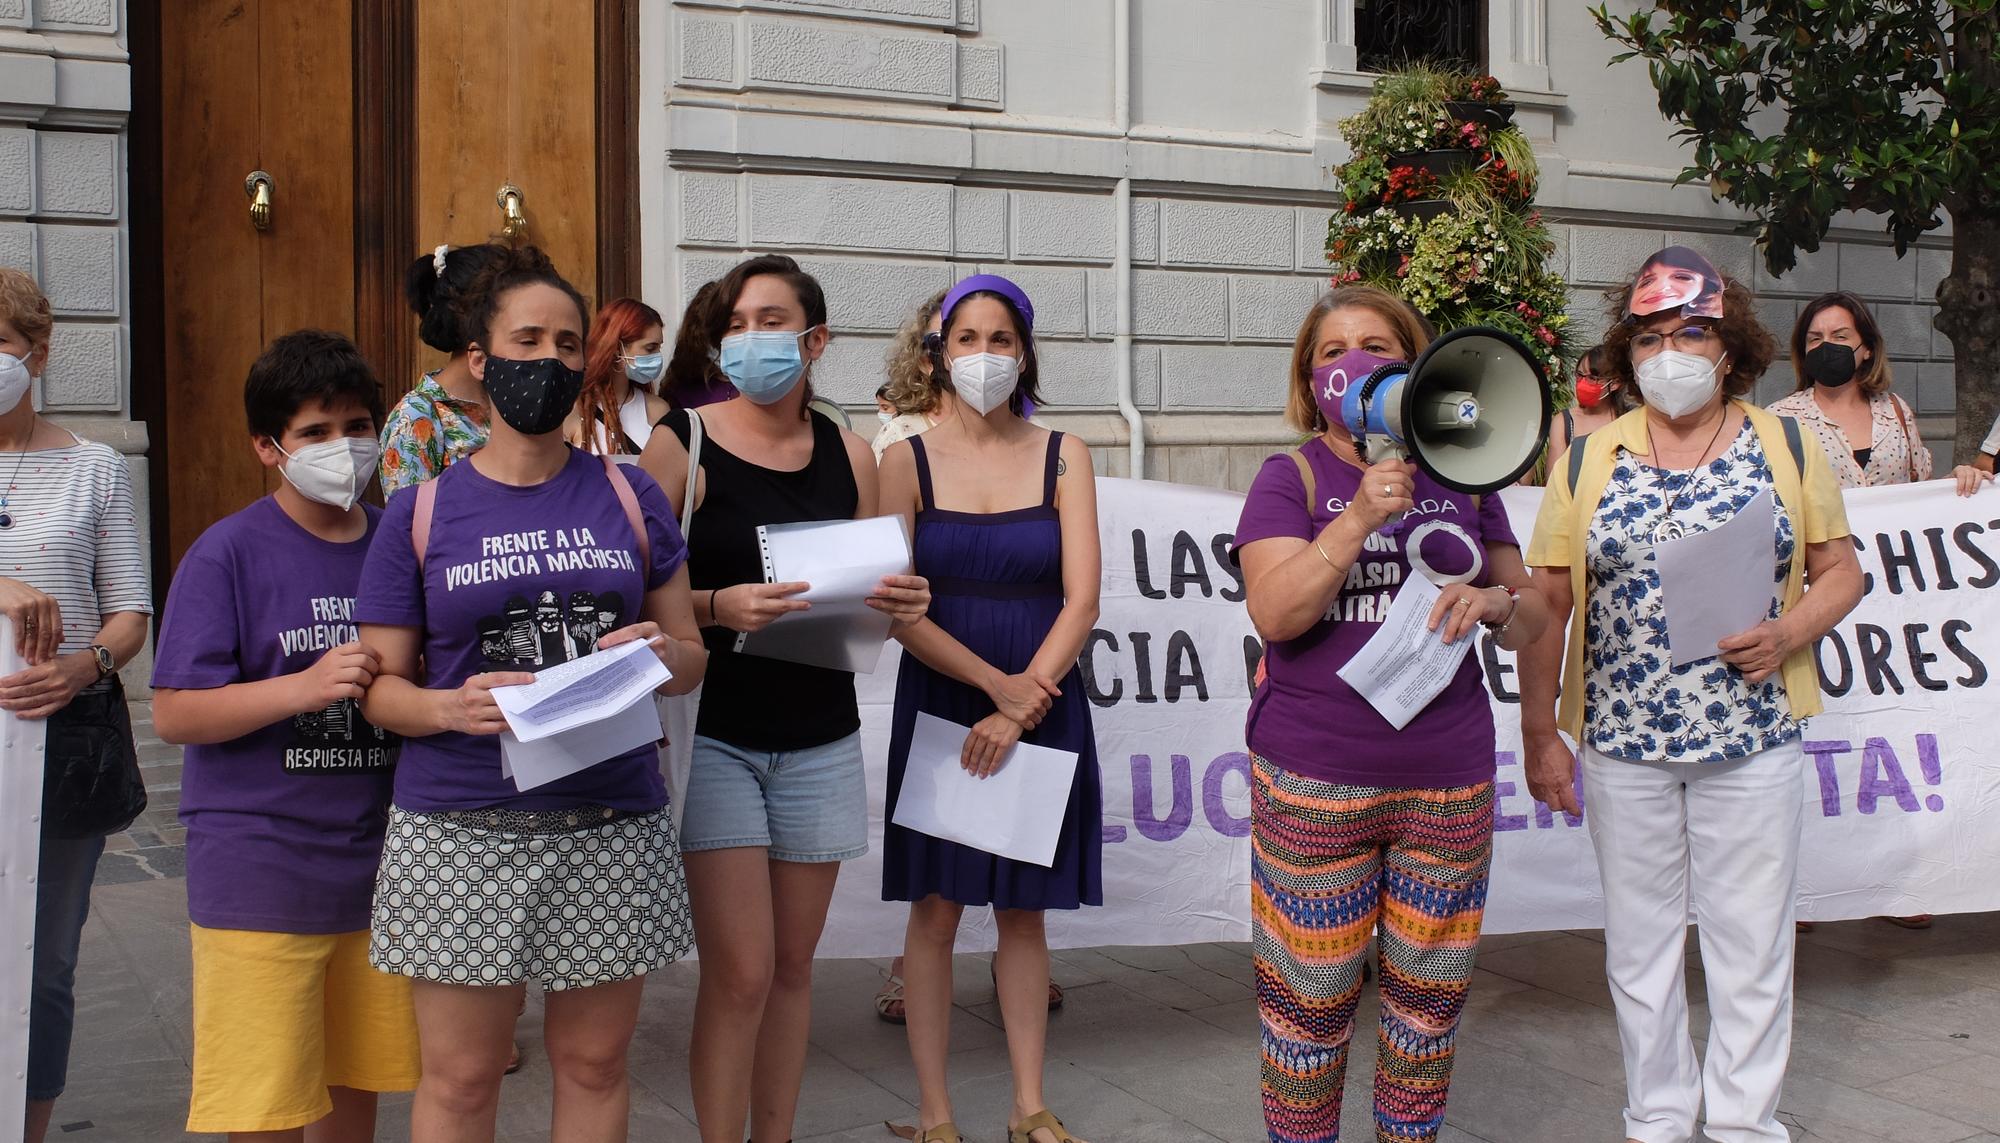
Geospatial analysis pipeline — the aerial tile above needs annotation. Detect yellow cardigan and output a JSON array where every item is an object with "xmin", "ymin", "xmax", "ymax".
[{"xmin": 1525, "ymin": 401, "xmax": 1852, "ymax": 738}]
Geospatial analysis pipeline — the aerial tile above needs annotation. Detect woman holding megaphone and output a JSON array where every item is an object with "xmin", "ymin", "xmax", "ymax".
[
  {"xmin": 1232, "ymin": 285, "xmax": 1549, "ymax": 1143},
  {"xmin": 1520, "ymin": 248, "xmax": 1863, "ymax": 1143}
]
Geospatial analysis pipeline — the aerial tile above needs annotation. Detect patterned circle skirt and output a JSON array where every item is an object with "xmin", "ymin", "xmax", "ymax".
[{"xmin": 370, "ymin": 805, "xmax": 694, "ymax": 991}]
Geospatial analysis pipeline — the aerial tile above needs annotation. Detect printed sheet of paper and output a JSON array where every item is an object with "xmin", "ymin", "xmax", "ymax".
[
  {"xmin": 889, "ymin": 712, "xmax": 1081, "ymax": 868},
  {"xmin": 1656, "ymin": 489, "xmax": 1778, "ymax": 667},
  {"xmin": 493, "ymin": 638, "xmax": 670, "ymax": 791},
  {"xmin": 1335, "ymin": 574, "xmax": 1474, "ymax": 730},
  {"xmin": 736, "ymin": 515, "xmax": 912, "ymax": 674}
]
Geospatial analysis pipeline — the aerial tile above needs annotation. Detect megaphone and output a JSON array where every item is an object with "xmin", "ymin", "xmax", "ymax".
[{"xmin": 1339, "ymin": 326, "xmax": 1553, "ymax": 494}]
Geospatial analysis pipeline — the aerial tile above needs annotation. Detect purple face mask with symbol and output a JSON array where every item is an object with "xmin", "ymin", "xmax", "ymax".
[{"xmin": 1310, "ymin": 348, "xmax": 1403, "ymax": 429}]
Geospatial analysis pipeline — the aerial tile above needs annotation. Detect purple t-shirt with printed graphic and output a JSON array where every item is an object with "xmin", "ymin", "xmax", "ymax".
[
  {"xmin": 355, "ymin": 448, "xmax": 688, "ymax": 813},
  {"xmin": 156, "ymin": 497, "xmax": 401, "ymax": 933},
  {"xmin": 1231, "ymin": 437, "xmax": 1517, "ymax": 788}
]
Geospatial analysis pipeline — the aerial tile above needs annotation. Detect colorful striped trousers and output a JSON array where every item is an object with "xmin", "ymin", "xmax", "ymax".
[{"xmin": 1252, "ymin": 755, "xmax": 1494, "ymax": 1143}]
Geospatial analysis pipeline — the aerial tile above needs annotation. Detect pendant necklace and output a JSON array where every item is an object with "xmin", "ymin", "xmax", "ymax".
[
  {"xmin": 0, "ymin": 419, "xmax": 36, "ymax": 529},
  {"xmin": 1647, "ymin": 411, "xmax": 1730, "ymax": 545}
]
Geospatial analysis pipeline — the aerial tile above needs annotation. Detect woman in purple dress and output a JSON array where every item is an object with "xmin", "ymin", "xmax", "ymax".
[{"xmin": 876, "ymin": 275, "xmax": 1102, "ymax": 1143}]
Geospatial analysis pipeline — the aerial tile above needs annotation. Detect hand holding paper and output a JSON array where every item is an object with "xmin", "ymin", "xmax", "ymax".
[
  {"xmin": 890, "ymin": 712, "xmax": 1080, "ymax": 867},
  {"xmin": 1655, "ymin": 489, "xmax": 1778, "ymax": 668},
  {"xmin": 1336, "ymin": 574, "xmax": 1476, "ymax": 730},
  {"xmin": 490, "ymin": 639, "xmax": 672, "ymax": 791}
]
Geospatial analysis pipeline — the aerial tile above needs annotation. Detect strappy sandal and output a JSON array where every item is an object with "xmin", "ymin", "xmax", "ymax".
[
  {"xmin": 1008, "ymin": 1109, "xmax": 1082, "ymax": 1143},
  {"xmin": 875, "ymin": 973, "xmax": 907, "ymax": 1025},
  {"xmin": 887, "ymin": 1121, "xmax": 962, "ymax": 1143}
]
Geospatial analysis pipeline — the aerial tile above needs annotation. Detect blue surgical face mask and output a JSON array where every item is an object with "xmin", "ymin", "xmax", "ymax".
[
  {"xmin": 623, "ymin": 352, "xmax": 665, "ymax": 386},
  {"xmin": 718, "ymin": 328, "xmax": 816, "ymax": 405}
]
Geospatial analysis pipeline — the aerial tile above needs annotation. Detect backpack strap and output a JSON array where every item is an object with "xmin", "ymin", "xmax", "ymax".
[
  {"xmin": 1565, "ymin": 432, "xmax": 1591, "ymax": 496},
  {"xmin": 1778, "ymin": 414, "xmax": 1806, "ymax": 475},
  {"xmin": 412, "ymin": 479, "xmax": 439, "ymax": 568},
  {"xmin": 600, "ymin": 454, "xmax": 651, "ymax": 568},
  {"xmin": 1288, "ymin": 448, "xmax": 1317, "ymax": 516}
]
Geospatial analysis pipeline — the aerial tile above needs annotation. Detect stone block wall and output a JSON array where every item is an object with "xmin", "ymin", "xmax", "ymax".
[
  {"xmin": 0, "ymin": 0, "xmax": 146, "ymax": 682},
  {"xmin": 647, "ymin": 0, "xmax": 1964, "ymax": 490}
]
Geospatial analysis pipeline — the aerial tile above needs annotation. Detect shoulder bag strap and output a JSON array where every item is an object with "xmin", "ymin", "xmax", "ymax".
[
  {"xmin": 412, "ymin": 479, "xmax": 439, "ymax": 568},
  {"xmin": 599, "ymin": 455, "xmax": 651, "ymax": 568},
  {"xmin": 1888, "ymin": 394, "xmax": 1919, "ymax": 483},
  {"xmin": 680, "ymin": 409, "xmax": 704, "ymax": 542}
]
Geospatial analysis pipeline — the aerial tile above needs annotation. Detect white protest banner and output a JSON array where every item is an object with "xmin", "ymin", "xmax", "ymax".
[
  {"xmin": 818, "ymin": 477, "xmax": 2000, "ymax": 956},
  {"xmin": 1, "ymin": 616, "xmax": 45, "ymax": 1139}
]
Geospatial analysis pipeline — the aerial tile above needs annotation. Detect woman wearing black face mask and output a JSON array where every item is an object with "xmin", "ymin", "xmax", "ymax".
[
  {"xmin": 353, "ymin": 245, "xmax": 709, "ymax": 1141},
  {"xmin": 1768, "ymin": 291, "xmax": 1933, "ymax": 492}
]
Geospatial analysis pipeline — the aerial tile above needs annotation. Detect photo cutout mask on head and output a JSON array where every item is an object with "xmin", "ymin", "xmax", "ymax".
[{"xmin": 1627, "ymin": 246, "xmax": 1724, "ymax": 322}]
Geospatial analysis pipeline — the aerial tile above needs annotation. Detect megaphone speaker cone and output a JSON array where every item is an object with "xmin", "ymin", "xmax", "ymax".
[{"xmin": 1400, "ymin": 326, "xmax": 1552, "ymax": 494}]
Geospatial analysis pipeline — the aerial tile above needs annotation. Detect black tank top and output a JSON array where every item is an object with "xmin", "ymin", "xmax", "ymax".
[{"xmin": 662, "ymin": 408, "xmax": 862, "ymax": 750}]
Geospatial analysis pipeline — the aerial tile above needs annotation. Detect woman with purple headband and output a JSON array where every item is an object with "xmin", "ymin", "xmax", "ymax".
[{"xmin": 877, "ymin": 274, "xmax": 1104, "ymax": 1143}]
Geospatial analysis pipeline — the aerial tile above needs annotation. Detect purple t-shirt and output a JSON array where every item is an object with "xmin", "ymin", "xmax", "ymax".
[
  {"xmin": 155, "ymin": 497, "xmax": 400, "ymax": 933},
  {"xmin": 355, "ymin": 449, "xmax": 688, "ymax": 813},
  {"xmin": 1232, "ymin": 438, "xmax": 1517, "ymax": 788}
]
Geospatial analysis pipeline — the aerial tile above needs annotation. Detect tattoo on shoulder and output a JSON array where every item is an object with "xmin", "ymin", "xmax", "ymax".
[{"xmin": 1056, "ymin": 457, "xmax": 1068, "ymax": 476}]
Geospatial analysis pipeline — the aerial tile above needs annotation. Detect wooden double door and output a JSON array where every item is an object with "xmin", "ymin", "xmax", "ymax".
[{"xmin": 141, "ymin": 0, "xmax": 636, "ymax": 569}]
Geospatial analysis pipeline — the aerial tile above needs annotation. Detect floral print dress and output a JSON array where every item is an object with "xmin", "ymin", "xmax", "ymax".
[
  {"xmin": 377, "ymin": 372, "xmax": 490, "ymax": 493},
  {"xmin": 1582, "ymin": 422, "xmax": 1799, "ymax": 763}
]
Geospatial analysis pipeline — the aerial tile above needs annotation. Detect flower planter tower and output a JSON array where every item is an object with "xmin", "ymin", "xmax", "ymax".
[{"xmin": 1327, "ymin": 68, "xmax": 1574, "ymax": 404}]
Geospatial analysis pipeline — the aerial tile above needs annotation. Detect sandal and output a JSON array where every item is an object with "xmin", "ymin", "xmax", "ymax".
[
  {"xmin": 1881, "ymin": 914, "xmax": 1934, "ymax": 929},
  {"xmin": 1009, "ymin": 1110, "xmax": 1081, "ymax": 1143},
  {"xmin": 887, "ymin": 1122, "xmax": 962, "ymax": 1143},
  {"xmin": 875, "ymin": 973, "xmax": 907, "ymax": 1025}
]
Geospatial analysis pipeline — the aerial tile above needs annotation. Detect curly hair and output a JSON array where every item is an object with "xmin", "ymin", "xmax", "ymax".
[
  {"xmin": 881, "ymin": 288, "xmax": 947, "ymax": 417},
  {"xmin": 404, "ymin": 244, "xmax": 508, "ymax": 354},
  {"xmin": 1600, "ymin": 274, "xmax": 1774, "ymax": 402},
  {"xmin": 0, "ymin": 267, "xmax": 53, "ymax": 347},
  {"xmin": 451, "ymin": 245, "xmax": 591, "ymax": 353},
  {"xmin": 1283, "ymin": 286, "xmax": 1435, "ymax": 435}
]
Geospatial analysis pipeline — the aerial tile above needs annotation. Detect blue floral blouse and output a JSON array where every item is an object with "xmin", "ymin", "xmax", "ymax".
[{"xmin": 1582, "ymin": 422, "xmax": 1800, "ymax": 763}]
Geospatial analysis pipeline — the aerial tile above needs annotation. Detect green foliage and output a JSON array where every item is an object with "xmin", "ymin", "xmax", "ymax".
[
  {"xmin": 1326, "ymin": 69, "xmax": 1574, "ymax": 400},
  {"xmin": 1593, "ymin": 1, "xmax": 2000, "ymax": 273}
]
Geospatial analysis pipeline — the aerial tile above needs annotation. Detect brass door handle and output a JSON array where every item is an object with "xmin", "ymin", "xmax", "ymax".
[
  {"xmin": 245, "ymin": 170, "xmax": 274, "ymax": 231},
  {"xmin": 497, "ymin": 183, "xmax": 526, "ymax": 237}
]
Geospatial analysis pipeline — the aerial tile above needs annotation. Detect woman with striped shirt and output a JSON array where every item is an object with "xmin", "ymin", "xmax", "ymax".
[{"xmin": 0, "ymin": 268, "xmax": 152, "ymax": 1143}]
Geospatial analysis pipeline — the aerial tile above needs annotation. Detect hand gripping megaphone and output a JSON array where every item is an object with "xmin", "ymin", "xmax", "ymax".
[{"xmin": 1338, "ymin": 326, "xmax": 1553, "ymax": 494}]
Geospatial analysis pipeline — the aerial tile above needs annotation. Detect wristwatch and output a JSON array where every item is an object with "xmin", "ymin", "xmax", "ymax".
[{"xmin": 88, "ymin": 644, "xmax": 115, "ymax": 679}]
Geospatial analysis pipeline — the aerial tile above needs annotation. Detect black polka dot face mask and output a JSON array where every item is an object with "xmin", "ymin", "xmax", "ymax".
[{"xmin": 483, "ymin": 355, "xmax": 585, "ymax": 435}]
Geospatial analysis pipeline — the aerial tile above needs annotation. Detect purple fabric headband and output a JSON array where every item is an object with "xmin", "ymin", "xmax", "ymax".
[{"xmin": 941, "ymin": 274, "xmax": 1035, "ymax": 334}]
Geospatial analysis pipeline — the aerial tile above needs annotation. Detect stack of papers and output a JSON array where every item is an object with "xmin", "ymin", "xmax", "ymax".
[
  {"xmin": 737, "ymin": 515, "xmax": 913, "ymax": 674},
  {"xmin": 889, "ymin": 712, "xmax": 1081, "ymax": 867},
  {"xmin": 1336, "ymin": 575, "xmax": 1475, "ymax": 730},
  {"xmin": 492, "ymin": 638, "xmax": 671, "ymax": 791}
]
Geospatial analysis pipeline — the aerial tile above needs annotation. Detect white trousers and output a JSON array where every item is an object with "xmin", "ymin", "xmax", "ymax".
[{"xmin": 1581, "ymin": 740, "xmax": 1804, "ymax": 1143}]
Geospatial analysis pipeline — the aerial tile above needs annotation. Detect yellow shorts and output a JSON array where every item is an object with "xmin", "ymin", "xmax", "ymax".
[{"xmin": 187, "ymin": 924, "xmax": 421, "ymax": 1134}]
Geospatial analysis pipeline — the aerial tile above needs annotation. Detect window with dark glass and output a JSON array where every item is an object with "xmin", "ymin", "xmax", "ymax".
[{"xmin": 1356, "ymin": 0, "xmax": 1484, "ymax": 73}]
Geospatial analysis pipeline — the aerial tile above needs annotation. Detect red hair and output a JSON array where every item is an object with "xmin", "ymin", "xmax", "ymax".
[{"xmin": 578, "ymin": 297, "xmax": 664, "ymax": 455}]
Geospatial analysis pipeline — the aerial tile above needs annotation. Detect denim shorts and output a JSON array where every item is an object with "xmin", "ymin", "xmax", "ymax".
[{"xmin": 680, "ymin": 732, "xmax": 869, "ymax": 863}]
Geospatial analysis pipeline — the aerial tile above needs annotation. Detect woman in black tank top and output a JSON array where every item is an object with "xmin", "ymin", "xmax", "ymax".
[{"xmin": 636, "ymin": 255, "xmax": 929, "ymax": 1143}]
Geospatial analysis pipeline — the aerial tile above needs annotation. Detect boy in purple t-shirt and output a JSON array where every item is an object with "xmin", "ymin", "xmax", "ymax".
[{"xmin": 152, "ymin": 330, "xmax": 419, "ymax": 1138}]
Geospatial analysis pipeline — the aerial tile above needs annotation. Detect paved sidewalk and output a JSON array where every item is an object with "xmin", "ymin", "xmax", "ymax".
[{"xmin": 44, "ymin": 710, "xmax": 2000, "ymax": 1142}]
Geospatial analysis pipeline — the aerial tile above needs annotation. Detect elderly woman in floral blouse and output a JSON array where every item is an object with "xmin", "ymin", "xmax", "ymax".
[{"xmin": 1520, "ymin": 248, "xmax": 1863, "ymax": 1143}]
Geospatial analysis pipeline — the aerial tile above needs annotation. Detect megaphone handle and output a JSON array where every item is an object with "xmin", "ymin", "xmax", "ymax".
[{"xmin": 1363, "ymin": 434, "xmax": 1407, "ymax": 466}]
